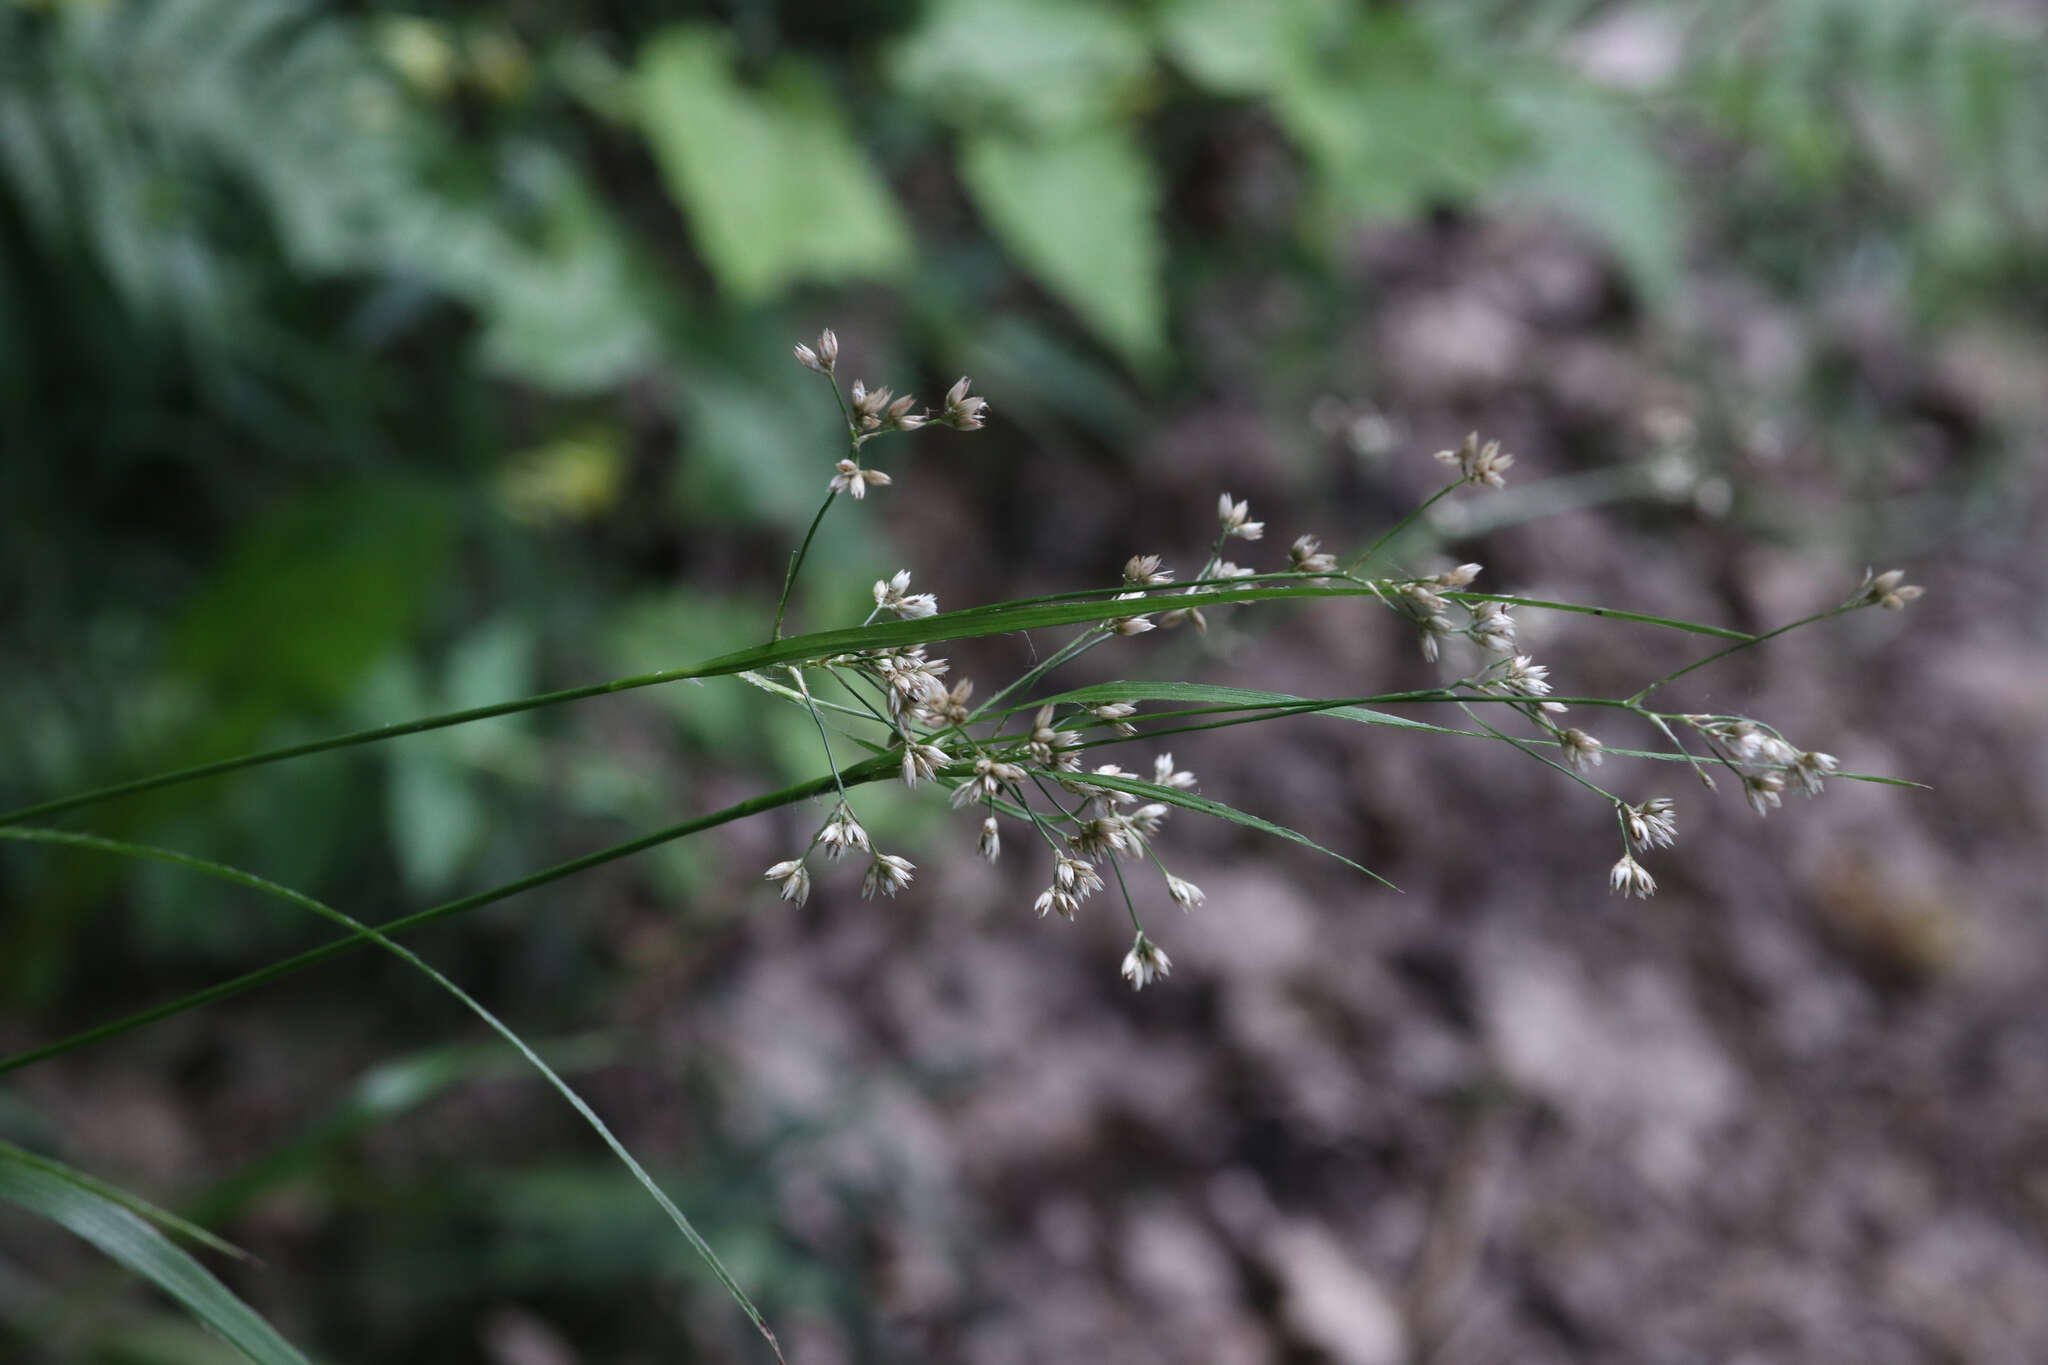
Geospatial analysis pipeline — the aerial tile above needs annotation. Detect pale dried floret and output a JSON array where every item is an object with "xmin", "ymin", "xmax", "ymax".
[
  {"xmin": 1028, "ymin": 706, "xmax": 1080, "ymax": 767},
  {"xmin": 1121, "ymin": 933, "xmax": 1172, "ymax": 989},
  {"xmin": 1127, "ymin": 803, "xmax": 1169, "ymax": 840},
  {"xmin": 816, "ymin": 328, "xmax": 838, "ymax": 370},
  {"xmin": 818, "ymin": 803, "xmax": 870, "ymax": 860},
  {"xmin": 1743, "ymin": 770, "xmax": 1786, "ymax": 816},
  {"xmin": 1495, "ymin": 654, "xmax": 1553, "ymax": 697},
  {"xmin": 1152, "ymin": 753, "xmax": 1196, "ymax": 790},
  {"xmin": 1417, "ymin": 613, "xmax": 1455, "ymax": 662},
  {"xmin": 941, "ymin": 376, "xmax": 988, "ymax": 431},
  {"xmin": 763, "ymin": 859, "xmax": 811, "ymax": 906},
  {"xmin": 899, "ymin": 741, "xmax": 949, "ymax": 789},
  {"xmin": 1053, "ymin": 853, "xmax": 1104, "ymax": 898},
  {"xmin": 1124, "ymin": 555, "xmax": 1174, "ymax": 587},
  {"xmin": 1623, "ymin": 797, "xmax": 1678, "ymax": 850},
  {"xmin": 952, "ymin": 754, "xmax": 1026, "ymax": 808},
  {"xmin": 1609, "ymin": 854, "xmax": 1657, "ymax": 899},
  {"xmin": 978, "ymin": 816, "xmax": 1001, "ymax": 864},
  {"xmin": 1166, "ymin": 874, "xmax": 1205, "ymax": 909},
  {"xmin": 1111, "ymin": 614, "xmax": 1156, "ymax": 636},
  {"xmin": 1071, "ymin": 815, "xmax": 1136, "ymax": 859},
  {"xmin": 1468, "ymin": 601, "xmax": 1517, "ymax": 653},
  {"xmin": 861, "ymin": 852, "xmax": 915, "ymax": 899},
  {"xmin": 1856, "ymin": 567, "xmax": 1923, "ymax": 611},
  {"xmin": 1217, "ymin": 493, "xmax": 1265, "ymax": 541},
  {"xmin": 1289, "ymin": 535, "xmax": 1339, "ymax": 576},
  {"xmin": 1435, "ymin": 562, "xmax": 1482, "ymax": 590},
  {"xmin": 1792, "ymin": 750, "xmax": 1839, "ymax": 796},
  {"xmin": 793, "ymin": 341, "xmax": 824, "ymax": 374},
  {"xmin": 829, "ymin": 458, "xmax": 892, "ymax": 499},
  {"xmin": 1434, "ymin": 431, "xmax": 1515, "ymax": 488},
  {"xmin": 1034, "ymin": 887, "xmax": 1082, "ymax": 920},
  {"xmin": 1089, "ymin": 703, "xmax": 1139, "ymax": 737},
  {"xmin": 1560, "ymin": 728, "xmax": 1604, "ymax": 771},
  {"xmin": 1728, "ymin": 721, "xmax": 1797, "ymax": 766},
  {"xmin": 873, "ymin": 569, "xmax": 938, "ymax": 619}
]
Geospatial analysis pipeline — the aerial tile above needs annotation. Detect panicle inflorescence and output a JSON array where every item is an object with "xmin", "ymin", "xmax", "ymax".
[{"xmin": 757, "ymin": 330, "xmax": 1903, "ymax": 983}]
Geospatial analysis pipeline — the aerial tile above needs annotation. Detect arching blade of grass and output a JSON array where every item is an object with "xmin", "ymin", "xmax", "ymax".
[
  {"xmin": 0, "ymin": 755, "xmax": 894, "ymax": 1078},
  {"xmin": 1070, "ymin": 771, "xmax": 1398, "ymax": 892},
  {"xmin": 0, "ymin": 1140, "xmax": 248, "ymax": 1261},
  {"xmin": 1029, "ymin": 681, "xmax": 1465, "ymax": 734},
  {"xmin": 0, "ymin": 827, "xmax": 788, "ymax": 1364},
  {"xmin": 0, "ymin": 584, "xmax": 1752, "ymax": 827},
  {"xmin": 0, "ymin": 1145, "xmax": 310, "ymax": 1365}
]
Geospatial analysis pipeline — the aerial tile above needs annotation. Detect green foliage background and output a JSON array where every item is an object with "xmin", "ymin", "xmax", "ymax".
[{"xmin": 2, "ymin": 0, "xmax": 2042, "ymax": 1359}]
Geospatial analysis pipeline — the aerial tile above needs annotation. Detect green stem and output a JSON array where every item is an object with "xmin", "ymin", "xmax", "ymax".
[
  {"xmin": 770, "ymin": 489, "xmax": 839, "ymax": 643},
  {"xmin": 0, "ymin": 756, "xmax": 895, "ymax": 1077},
  {"xmin": 1625, "ymin": 606, "xmax": 1846, "ymax": 704},
  {"xmin": 1345, "ymin": 482, "xmax": 1460, "ymax": 575},
  {"xmin": 789, "ymin": 666, "xmax": 850, "ymax": 802}
]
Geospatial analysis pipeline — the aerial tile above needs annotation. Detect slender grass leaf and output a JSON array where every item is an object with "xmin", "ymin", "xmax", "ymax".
[
  {"xmin": 1072, "ymin": 772, "xmax": 1397, "ymax": 891},
  {"xmin": 0, "ymin": 828, "xmax": 787, "ymax": 1363},
  {"xmin": 0, "ymin": 1141, "xmax": 246, "ymax": 1261},
  {"xmin": 0, "ymin": 1149, "xmax": 310, "ymax": 1365}
]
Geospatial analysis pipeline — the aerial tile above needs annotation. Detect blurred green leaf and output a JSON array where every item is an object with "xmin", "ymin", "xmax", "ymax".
[
  {"xmin": 1506, "ymin": 87, "xmax": 1684, "ymax": 307},
  {"xmin": 170, "ymin": 483, "xmax": 453, "ymax": 722},
  {"xmin": 0, "ymin": 1147, "xmax": 313, "ymax": 1365},
  {"xmin": 959, "ymin": 128, "xmax": 1165, "ymax": 366},
  {"xmin": 888, "ymin": 0, "xmax": 1154, "ymax": 132},
  {"xmin": 634, "ymin": 26, "xmax": 912, "ymax": 300},
  {"xmin": 1155, "ymin": 0, "xmax": 1344, "ymax": 96}
]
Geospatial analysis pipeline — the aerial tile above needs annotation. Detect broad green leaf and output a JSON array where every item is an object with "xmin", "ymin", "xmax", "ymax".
[
  {"xmin": 0, "ymin": 1146, "xmax": 312, "ymax": 1365},
  {"xmin": 635, "ymin": 27, "xmax": 911, "ymax": 300},
  {"xmin": 1156, "ymin": 0, "xmax": 1345, "ymax": 96},
  {"xmin": 887, "ymin": 0, "xmax": 1154, "ymax": 132},
  {"xmin": 959, "ymin": 127, "xmax": 1165, "ymax": 366}
]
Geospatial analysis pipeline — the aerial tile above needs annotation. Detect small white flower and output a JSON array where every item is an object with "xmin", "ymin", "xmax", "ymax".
[
  {"xmin": 1053, "ymin": 854, "xmax": 1104, "ymax": 898},
  {"xmin": 1028, "ymin": 705, "xmax": 1080, "ymax": 768},
  {"xmin": 1468, "ymin": 601, "xmax": 1516, "ymax": 653},
  {"xmin": 1121, "ymin": 933, "xmax": 1172, "ymax": 989},
  {"xmin": 900, "ymin": 740, "xmax": 949, "ymax": 789},
  {"xmin": 1165, "ymin": 874, "xmax": 1204, "ymax": 909},
  {"xmin": 793, "ymin": 341, "xmax": 824, "ymax": 373},
  {"xmin": 873, "ymin": 569, "xmax": 938, "ymax": 619},
  {"xmin": 978, "ymin": 816, "xmax": 1001, "ymax": 863},
  {"xmin": 1496, "ymin": 654, "xmax": 1552, "ymax": 697},
  {"xmin": 1434, "ymin": 432, "xmax": 1514, "ymax": 488},
  {"xmin": 829, "ymin": 458, "xmax": 892, "ymax": 499},
  {"xmin": 1609, "ymin": 854, "xmax": 1657, "ymax": 899},
  {"xmin": 1289, "ymin": 535, "xmax": 1338, "ymax": 576},
  {"xmin": 1089, "ymin": 703, "xmax": 1139, "ymax": 737},
  {"xmin": 861, "ymin": 852, "xmax": 915, "ymax": 899},
  {"xmin": 1217, "ymin": 493, "xmax": 1265, "ymax": 541},
  {"xmin": 817, "ymin": 802, "xmax": 870, "ymax": 860},
  {"xmin": 1123, "ymin": 555, "xmax": 1174, "ymax": 586},
  {"xmin": 1743, "ymin": 770, "xmax": 1786, "ymax": 816},
  {"xmin": 816, "ymin": 328, "xmax": 838, "ymax": 370},
  {"xmin": 763, "ymin": 859, "xmax": 810, "ymax": 906},
  {"xmin": 1035, "ymin": 887, "xmax": 1081, "ymax": 920},
  {"xmin": 1856, "ymin": 567, "xmax": 1923, "ymax": 611},
  {"xmin": 1152, "ymin": 754, "xmax": 1196, "ymax": 790},
  {"xmin": 1435, "ymin": 563, "xmax": 1482, "ymax": 590},
  {"xmin": 1560, "ymin": 728, "xmax": 1604, "ymax": 771},
  {"xmin": 1417, "ymin": 613, "xmax": 1454, "ymax": 662},
  {"xmin": 1111, "ymin": 614, "xmax": 1156, "ymax": 636},
  {"xmin": 1622, "ymin": 797, "xmax": 1679, "ymax": 850},
  {"xmin": 941, "ymin": 376, "xmax": 988, "ymax": 430},
  {"xmin": 1792, "ymin": 750, "xmax": 1839, "ymax": 796}
]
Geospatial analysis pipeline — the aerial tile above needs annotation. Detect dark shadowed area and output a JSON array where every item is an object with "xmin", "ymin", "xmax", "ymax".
[{"xmin": 3, "ymin": 3, "xmax": 2045, "ymax": 1363}]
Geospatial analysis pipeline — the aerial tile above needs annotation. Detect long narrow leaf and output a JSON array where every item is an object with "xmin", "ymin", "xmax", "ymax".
[
  {"xmin": 0, "ymin": 1149, "xmax": 311, "ymax": 1365},
  {"xmin": 0, "ymin": 581, "xmax": 1751, "ymax": 827},
  {"xmin": 0, "ymin": 1140, "xmax": 247, "ymax": 1261},
  {"xmin": 0, "ymin": 828, "xmax": 787, "ymax": 1363},
  {"xmin": 1072, "ymin": 772, "xmax": 1398, "ymax": 892}
]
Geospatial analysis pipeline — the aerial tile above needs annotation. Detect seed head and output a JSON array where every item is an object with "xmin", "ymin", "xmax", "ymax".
[
  {"xmin": 1289, "ymin": 535, "xmax": 1339, "ymax": 576},
  {"xmin": 763, "ymin": 859, "xmax": 811, "ymax": 906},
  {"xmin": 874, "ymin": 569, "xmax": 938, "ymax": 618},
  {"xmin": 1468, "ymin": 601, "xmax": 1517, "ymax": 653},
  {"xmin": 1166, "ymin": 874, "xmax": 1205, "ymax": 909},
  {"xmin": 1121, "ymin": 933, "xmax": 1172, "ymax": 989},
  {"xmin": 1434, "ymin": 432, "xmax": 1515, "ymax": 488},
  {"xmin": 978, "ymin": 816, "xmax": 1001, "ymax": 864},
  {"xmin": 1608, "ymin": 854, "xmax": 1657, "ymax": 899},
  {"xmin": 817, "ymin": 803, "xmax": 870, "ymax": 860},
  {"xmin": 861, "ymin": 852, "xmax": 915, "ymax": 899},
  {"xmin": 1560, "ymin": 728, "xmax": 1604, "ymax": 771},
  {"xmin": 1856, "ymin": 568, "xmax": 1923, "ymax": 611},
  {"xmin": 899, "ymin": 740, "xmax": 949, "ymax": 789},
  {"xmin": 1743, "ymin": 770, "xmax": 1786, "ymax": 817},
  {"xmin": 1152, "ymin": 753, "xmax": 1196, "ymax": 790},
  {"xmin": 941, "ymin": 376, "xmax": 989, "ymax": 430},
  {"xmin": 1622, "ymin": 797, "xmax": 1678, "ymax": 850},
  {"xmin": 829, "ymin": 458, "xmax": 892, "ymax": 499},
  {"xmin": 1792, "ymin": 750, "xmax": 1839, "ymax": 796},
  {"xmin": 1124, "ymin": 554, "xmax": 1174, "ymax": 587},
  {"xmin": 1218, "ymin": 494, "xmax": 1265, "ymax": 541}
]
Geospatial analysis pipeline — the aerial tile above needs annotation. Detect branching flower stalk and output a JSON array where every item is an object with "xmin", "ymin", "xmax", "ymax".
[
  {"xmin": 0, "ymin": 330, "xmax": 1923, "ymax": 1358},
  {"xmin": 752, "ymin": 331, "xmax": 1923, "ymax": 989}
]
